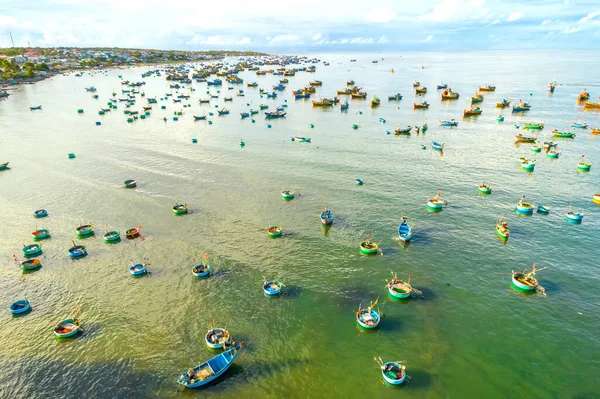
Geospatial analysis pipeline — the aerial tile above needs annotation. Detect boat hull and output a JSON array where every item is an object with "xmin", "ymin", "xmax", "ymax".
[
  {"xmin": 10, "ymin": 300, "xmax": 31, "ymax": 314},
  {"xmin": 54, "ymin": 319, "xmax": 81, "ymax": 338},
  {"xmin": 21, "ymin": 259, "xmax": 41, "ymax": 270},
  {"xmin": 388, "ymin": 286, "xmax": 411, "ymax": 299},
  {"xmin": 23, "ymin": 245, "xmax": 42, "ymax": 257},
  {"xmin": 357, "ymin": 310, "xmax": 380, "ymax": 330},
  {"xmin": 103, "ymin": 231, "xmax": 120, "ymax": 242},
  {"xmin": 515, "ymin": 205, "xmax": 534, "ymax": 215},
  {"xmin": 264, "ymin": 281, "xmax": 282, "ymax": 296},
  {"xmin": 512, "ymin": 276, "xmax": 535, "ymax": 291},
  {"xmin": 382, "ymin": 363, "xmax": 406, "ymax": 385},
  {"xmin": 129, "ymin": 264, "xmax": 148, "ymax": 275}
]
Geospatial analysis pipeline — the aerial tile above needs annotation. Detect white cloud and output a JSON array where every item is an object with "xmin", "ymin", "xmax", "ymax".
[
  {"xmin": 377, "ymin": 35, "xmax": 389, "ymax": 44},
  {"xmin": 237, "ymin": 37, "xmax": 251, "ymax": 45},
  {"xmin": 563, "ymin": 26, "xmax": 581, "ymax": 34},
  {"xmin": 420, "ymin": 0, "xmax": 489, "ymax": 23},
  {"xmin": 424, "ymin": 34, "xmax": 434, "ymax": 42},
  {"xmin": 365, "ymin": 7, "xmax": 397, "ymax": 23},
  {"xmin": 491, "ymin": 19, "xmax": 500, "ymax": 25},
  {"xmin": 267, "ymin": 33, "xmax": 302, "ymax": 46},
  {"xmin": 506, "ymin": 12, "xmax": 522, "ymax": 22},
  {"xmin": 579, "ymin": 10, "xmax": 600, "ymax": 23},
  {"xmin": 541, "ymin": 19, "xmax": 553, "ymax": 25},
  {"xmin": 312, "ymin": 33, "xmax": 322, "ymax": 41}
]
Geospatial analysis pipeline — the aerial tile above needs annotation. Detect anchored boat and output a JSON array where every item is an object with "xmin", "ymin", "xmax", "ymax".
[
  {"xmin": 376, "ymin": 358, "xmax": 407, "ymax": 386},
  {"xmin": 577, "ymin": 155, "xmax": 592, "ymax": 171},
  {"xmin": 176, "ymin": 343, "xmax": 243, "ymax": 388},
  {"xmin": 515, "ymin": 195, "xmax": 534, "ymax": 215},
  {"xmin": 68, "ymin": 244, "xmax": 87, "ymax": 258},
  {"xmin": 440, "ymin": 119, "xmax": 458, "ymax": 127},
  {"xmin": 32, "ymin": 228, "xmax": 50, "ymax": 240},
  {"xmin": 263, "ymin": 279, "xmax": 283, "ymax": 295},
  {"xmin": 205, "ymin": 328, "xmax": 231, "ymax": 349},
  {"xmin": 512, "ymin": 264, "xmax": 545, "ymax": 294},
  {"xmin": 427, "ymin": 189, "xmax": 446, "ymax": 211},
  {"xmin": 76, "ymin": 224, "xmax": 94, "ymax": 237},
  {"xmin": 173, "ymin": 204, "xmax": 188, "ymax": 215},
  {"xmin": 320, "ymin": 207, "xmax": 333, "ymax": 225},
  {"xmin": 359, "ymin": 236, "xmax": 379, "ymax": 255},
  {"xmin": 496, "ymin": 217, "xmax": 509, "ymax": 241},
  {"xmin": 386, "ymin": 273, "xmax": 415, "ymax": 299},
  {"xmin": 397, "ymin": 217, "xmax": 412, "ymax": 244},
  {"xmin": 356, "ymin": 299, "xmax": 380, "ymax": 329},
  {"xmin": 22, "ymin": 243, "xmax": 42, "ymax": 257},
  {"xmin": 10, "ymin": 299, "xmax": 31, "ymax": 315},
  {"xmin": 478, "ymin": 183, "xmax": 492, "ymax": 194},
  {"xmin": 103, "ymin": 230, "xmax": 120, "ymax": 243},
  {"xmin": 129, "ymin": 263, "xmax": 148, "ymax": 276},
  {"xmin": 34, "ymin": 209, "xmax": 48, "ymax": 218}
]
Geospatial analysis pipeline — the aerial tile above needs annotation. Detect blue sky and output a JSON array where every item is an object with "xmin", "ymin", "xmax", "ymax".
[{"xmin": 0, "ymin": 0, "xmax": 599, "ymax": 50}]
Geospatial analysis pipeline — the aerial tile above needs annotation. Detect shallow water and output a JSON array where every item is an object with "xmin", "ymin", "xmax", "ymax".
[{"xmin": 1, "ymin": 50, "xmax": 599, "ymax": 398}]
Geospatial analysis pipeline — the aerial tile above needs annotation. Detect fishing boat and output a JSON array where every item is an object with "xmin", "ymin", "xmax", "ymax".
[
  {"xmin": 437, "ymin": 84, "xmax": 448, "ymax": 89},
  {"xmin": 531, "ymin": 145, "xmax": 541, "ymax": 153},
  {"xmin": 291, "ymin": 136, "xmax": 311, "ymax": 143},
  {"xmin": 351, "ymin": 91, "xmax": 367, "ymax": 99},
  {"xmin": 30, "ymin": 105, "xmax": 42, "ymax": 110},
  {"xmin": 347, "ymin": 80, "xmax": 355, "ymax": 86},
  {"xmin": 512, "ymin": 264, "xmax": 544, "ymax": 293},
  {"xmin": 68, "ymin": 244, "xmax": 87, "ymax": 258},
  {"xmin": 176, "ymin": 343, "xmax": 243, "ymax": 388},
  {"xmin": 479, "ymin": 84, "xmax": 496, "ymax": 92},
  {"xmin": 570, "ymin": 122, "xmax": 588, "ymax": 129},
  {"xmin": 512, "ymin": 101, "xmax": 532, "ymax": 112},
  {"xmin": 523, "ymin": 123, "xmax": 544, "ymax": 130},
  {"xmin": 351, "ymin": 124, "xmax": 359, "ymax": 129},
  {"xmin": 478, "ymin": 183, "xmax": 492, "ymax": 194},
  {"xmin": 496, "ymin": 217, "xmax": 509, "ymax": 241},
  {"xmin": 320, "ymin": 207, "xmax": 333, "ymax": 225},
  {"xmin": 388, "ymin": 93, "xmax": 403, "ymax": 101},
  {"xmin": 267, "ymin": 225, "xmax": 282, "ymax": 238},
  {"xmin": 427, "ymin": 189, "xmax": 445, "ymax": 211},
  {"xmin": 371, "ymin": 96, "xmax": 380, "ymax": 107},
  {"xmin": 566, "ymin": 206, "xmax": 584, "ymax": 223},
  {"xmin": 217, "ymin": 108, "xmax": 229, "ymax": 115},
  {"xmin": 471, "ymin": 94, "xmax": 484, "ymax": 103},
  {"xmin": 578, "ymin": 89, "xmax": 590, "ymax": 101},
  {"xmin": 440, "ymin": 119, "xmax": 458, "ymax": 127},
  {"xmin": 592, "ymin": 193, "xmax": 600, "ymax": 205},
  {"xmin": 359, "ymin": 236, "xmax": 379, "ymax": 255},
  {"xmin": 309, "ymin": 80, "xmax": 322, "ymax": 86},
  {"xmin": 355, "ymin": 178, "xmax": 364, "ymax": 185},
  {"xmin": 22, "ymin": 243, "xmax": 42, "ymax": 257},
  {"xmin": 386, "ymin": 273, "xmax": 414, "ymax": 299},
  {"xmin": 496, "ymin": 99, "xmax": 511, "ymax": 108},
  {"xmin": 413, "ymin": 81, "xmax": 420, "ymax": 88},
  {"xmin": 263, "ymin": 279, "xmax": 283, "ymax": 295},
  {"xmin": 397, "ymin": 217, "xmax": 412, "ymax": 244},
  {"xmin": 10, "ymin": 299, "xmax": 31, "ymax": 314},
  {"xmin": 537, "ymin": 205, "xmax": 550, "ymax": 214},
  {"xmin": 337, "ymin": 88, "xmax": 353, "ymax": 95},
  {"xmin": 173, "ymin": 204, "xmax": 188, "ymax": 215},
  {"xmin": 19, "ymin": 258, "xmax": 41, "ymax": 271},
  {"xmin": 281, "ymin": 188, "xmax": 294, "ymax": 200},
  {"xmin": 312, "ymin": 99, "xmax": 332, "ymax": 107},
  {"xmin": 53, "ymin": 317, "xmax": 82, "ymax": 338},
  {"xmin": 103, "ymin": 230, "xmax": 120, "ymax": 243},
  {"xmin": 464, "ymin": 107, "xmax": 482, "ymax": 116},
  {"xmin": 0, "ymin": 161, "xmax": 9, "ymax": 170},
  {"xmin": 520, "ymin": 159, "xmax": 536, "ymax": 172},
  {"xmin": 340, "ymin": 101, "xmax": 349, "ymax": 111},
  {"xmin": 432, "ymin": 141, "xmax": 445, "ymax": 151},
  {"xmin": 542, "ymin": 141, "xmax": 557, "ymax": 151},
  {"xmin": 415, "ymin": 86, "xmax": 427, "ymax": 94},
  {"xmin": 205, "ymin": 328, "xmax": 231, "ymax": 349},
  {"xmin": 552, "ymin": 130, "xmax": 575, "ymax": 138},
  {"xmin": 548, "ymin": 81, "xmax": 556, "ymax": 93},
  {"xmin": 413, "ymin": 101, "xmax": 430, "ymax": 109},
  {"xmin": 394, "ymin": 126, "xmax": 412, "ymax": 135},
  {"xmin": 497, "ymin": 115, "xmax": 505, "ymax": 122},
  {"xmin": 584, "ymin": 101, "xmax": 600, "ymax": 109},
  {"xmin": 377, "ymin": 359, "xmax": 407, "ymax": 385},
  {"xmin": 265, "ymin": 111, "xmax": 286, "ymax": 119},
  {"xmin": 122, "ymin": 227, "xmax": 139, "ymax": 239},
  {"xmin": 515, "ymin": 134, "xmax": 537, "ymax": 143},
  {"xmin": 240, "ymin": 112, "xmax": 249, "ymax": 119},
  {"xmin": 32, "ymin": 228, "xmax": 50, "ymax": 240},
  {"xmin": 515, "ymin": 195, "xmax": 534, "ymax": 215},
  {"xmin": 577, "ymin": 156, "xmax": 592, "ymax": 171},
  {"xmin": 356, "ymin": 300, "xmax": 380, "ymax": 329},
  {"xmin": 124, "ymin": 179, "xmax": 137, "ymax": 188},
  {"xmin": 129, "ymin": 263, "xmax": 147, "ymax": 276},
  {"xmin": 247, "ymin": 82, "xmax": 258, "ymax": 87},
  {"xmin": 34, "ymin": 209, "xmax": 48, "ymax": 218},
  {"xmin": 441, "ymin": 88, "xmax": 459, "ymax": 100},
  {"xmin": 193, "ymin": 115, "xmax": 207, "ymax": 121},
  {"xmin": 76, "ymin": 224, "xmax": 94, "ymax": 237}
]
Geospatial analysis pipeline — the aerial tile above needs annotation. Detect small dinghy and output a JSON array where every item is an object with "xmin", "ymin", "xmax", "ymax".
[
  {"xmin": 320, "ymin": 206, "xmax": 333, "ymax": 225},
  {"xmin": 68, "ymin": 244, "xmax": 87, "ymax": 258},
  {"xmin": 478, "ymin": 183, "xmax": 492, "ymax": 194},
  {"xmin": 537, "ymin": 205, "xmax": 550, "ymax": 215},
  {"xmin": 176, "ymin": 343, "xmax": 243, "ymax": 388},
  {"xmin": 386, "ymin": 273, "xmax": 417, "ymax": 299},
  {"xmin": 281, "ymin": 187, "xmax": 295, "ymax": 200},
  {"xmin": 375, "ymin": 358, "xmax": 407, "ymax": 385},
  {"xmin": 53, "ymin": 317, "xmax": 82, "ymax": 338},
  {"xmin": 355, "ymin": 178, "xmax": 364, "ymax": 185},
  {"xmin": 22, "ymin": 243, "xmax": 42, "ymax": 257},
  {"xmin": 512, "ymin": 264, "xmax": 545, "ymax": 294},
  {"xmin": 124, "ymin": 179, "xmax": 137, "ymax": 188},
  {"xmin": 432, "ymin": 141, "xmax": 445, "ymax": 151},
  {"xmin": 263, "ymin": 279, "xmax": 283, "ymax": 296},
  {"xmin": 18, "ymin": 258, "xmax": 41, "ymax": 271},
  {"xmin": 205, "ymin": 328, "xmax": 231, "ymax": 349},
  {"xmin": 34, "ymin": 209, "xmax": 48, "ymax": 218},
  {"xmin": 515, "ymin": 195, "xmax": 534, "ymax": 215},
  {"xmin": 32, "ymin": 228, "xmax": 50, "ymax": 240},
  {"xmin": 173, "ymin": 204, "xmax": 188, "ymax": 215},
  {"xmin": 103, "ymin": 230, "xmax": 120, "ymax": 243},
  {"xmin": 427, "ymin": 189, "xmax": 446, "ymax": 212},
  {"xmin": 496, "ymin": 216, "xmax": 509, "ymax": 241},
  {"xmin": 577, "ymin": 155, "xmax": 592, "ymax": 171},
  {"xmin": 129, "ymin": 263, "xmax": 148, "ymax": 276},
  {"xmin": 267, "ymin": 225, "xmax": 282, "ymax": 238},
  {"xmin": 76, "ymin": 224, "xmax": 94, "ymax": 237},
  {"xmin": 193, "ymin": 254, "xmax": 211, "ymax": 278},
  {"xmin": 565, "ymin": 203, "xmax": 584, "ymax": 223},
  {"xmin": 10, "ymin": 299, "xmax": 31, "ymax": 314},
  {"xmin": 125, "ymin": 226, "xmax": 140, "ymax": 239},
  {"xmin": 397, "ymin": 217, "xmax": 412, "ymax": 244},
  {"xmin": 356, "ymin": 299, "xmax": 380, "ymax": 329},
  {"xmin": 359, "ymin": 236, "xmax": 379, "ymax": 255}
]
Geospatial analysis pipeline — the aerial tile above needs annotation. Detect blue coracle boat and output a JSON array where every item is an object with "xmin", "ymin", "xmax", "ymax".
[
  {"xmin": 129, "ymin": 263, "xmax": 148, "ymax": 276},
  {"xmin": 397, "ymin": 217, "xmax": 412, "ymax": 244},
  {"xmin": 320, "ymin": 208, "xmax": 333, "ymax": 225},
  {"xmin": 177, "ymin": 344, "xmax": 243, "ymax": 388},
  {"xmin": 10, "ymin": 299, "xmax": 31, "ymax": 314}
]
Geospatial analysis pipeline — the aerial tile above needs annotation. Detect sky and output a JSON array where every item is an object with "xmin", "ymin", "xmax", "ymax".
[{"xmin": 0, "ymin": 0, "xmax": 599, "ymax": 51}]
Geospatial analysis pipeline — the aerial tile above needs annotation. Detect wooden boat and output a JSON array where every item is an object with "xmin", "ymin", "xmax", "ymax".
[
  {"xmin": 23, "ymin": 243, "xmax": 42, "ymax": 257},
  {"xmin": 217, "ymin": 108, "xmax": 229, "ymax": 115},
  {"xmin": 351, "ymin": 92, "xmax": 367, "ymax": 99},
  {"xmin": 19, "ymin": 258, "xmax": 41, "ymax": 271},
  {"xmin": 512, "ymin": 101, "xmax": 531, "ymax": 112},
  {"xmin": 566, "ymin": 207, "xmax": 584, "ymax": 223},
  {"xmin": 432, "ymin": 141, "xmax": 445, "ymax": 151},
  {"xmin": 193, "ymin": 256, "xmax": 211, "ymax": 277},
  {"xmin": 129, "ymin": 263, "xmax": 147, "ymax": 276},
  {"xmin": 356, "ymin": 300, "xmax": 380, "ymax": 329},
  {"xmin": 463, "ymin": 107, "xmax": 482, "ymax": 116},
  {"xmin": 577, "ymin": 157, "xmax": 592, "ymax": 171},
  {"xmin": 531, "ymin": 145, "xmax": 541, "ymax": 153},
  {"xmin": 592, "ymin": 193, "xmax": 600, "ymax": 205},
  {"xmin": 537, "ymin": 205, "xmax": 550, "ymax": 214},
  {"xmin": 512, "ymin": 264, "xmax": 544, "ymax": 293},
  {"xmin": 176, "ymin": 343, "xmax": 243, "ymax": 388},
  {"xmin": 371, "ymin": 96, "xmax": 380, "ymax": 107},
  {"xmin": 570, "ymin": 122, "xmax": 588, "ymax": 129},
  {"xmin": 441, "ymin": 89, "xmax": 459, "ymax": 100},
  {"xmin": 320, "ymin": 207, "xmax": 333, "ymax": 225},
  {"xmin": 124, "ymin": 179, "xmax": 137, "ymax": 188},
  {"xmin": 205, "ymin": 328, "xmax": 231, "ymax": 349},
  {"xmin": 387, "ymin": 273, "xmax": 414, "ymax": 299},
  {"xmin": 496, "ymin": 217, "xmax": 509, "ymax": 241},
  {"xmin": 578, "ymin": 90, "xmax": 590, "ymax": 101},
  {"xmin": 351, "ymin": 124, "xmax": 359, "ymax": 129},
  {"xmin": 173, "ymin": 204, "xmax": 188, "ymax": 215},
  {"xmin": 395, "ymin": 126, "xmax": 412, "ymax": 135},
  {"xmin": 267, "ymin": 225, "xmax": 282, "ymax": 238},
  {"xmin": 34, "ymin": 209, "xmax": 48, "ymax": 218},
  {"xmin": 312, "ymin": 99, "xmax": 332, "ymax": 107},
  {"xmin": 125, "ymin": 227, "xmax": 140, "ymax": 239},
  {"xmin": 76, "ymin": 224, "xmax": 94, "ymax": 237},
  {"xmin": 523, "ymin": 123, "xmax": 544, "ymax": 130},
  {"xmin": 427, "ymin": 189, "xmax": 445, "ymax": 211},
  {"xmin": 263, "ymin": 279, "xmax": 283, "ymax": 295},
  {"xmin": 479, "ymin": 84, "xmax": 496, "ymax": 92},
  {"xmin": 359, "ymin": 237, "xmax": 379, "ymax": 255},
  {"xmin": 515, "ymin": 195, "xmax": 534, "ymax": 215},
  {"xmin": 437, "ymin": 84, "xmax": 448, "ymax": 89},
  {"xmin": 309, "ymin": 80, "xmax": 322, "ymax": 86},
  {"xmin": 68, "ymin": 245, "xmax": 87, "ymax": 258},
  {"xmin": 378, "ymin": 359, "xmax": 407, "ymax": 385},
  {"xmin": 496, "ymin": 99, "xmax": 511, "ymax": 108},
  {"xmin": 247, "ymin": 82, "xmax": 258, "ymax": 87},
  {"xmin": 440, "ymin": 119, "xmax": 458, "ymax": 127},
  {"xmin": 388, "ymin": 93, "xmax": 402, "ymax": 101},
  {"xmin": 281, "ymin": 188, "xmax": 294, "ymax": 200},
  {"xmin": 32, "ymin": 228, "xmax": 50, "ymax": 240},
  {"xmin": 355, "ymin": 178, "xmax": 364, "ymax": 185},
  {"xmin": 413, "ymin": 101, "xmax": 430, "ymax": 109},
  {"xmin": 337, "ymin": 88, "xmax": 353, "ymax": 95},
  {"xmin": 515, "ymin": 134, "xmax": 537, "ymax": 143},
  {"xmin": 413, "ymin": 81, "xmax": 420, "ymax": 88},
  {"xmin": 10, "ymin": 299, "xmax": 31, "ymax": 314},
  {"xmin": 520, "ymin": 159, "xmax": 536, "ymax": 172},
  {"xmin": 0, "ymin": 161, "xmax": 9, "ymax": 170},
  {"xmin": 471, "ymin": 94, "xmax": 484, "ymax": 103},
  {"xmin": 415, "ymin": 86, "xmax": 427, "ymax": 94},
  {"xmin": 552, "ymin": 130, "xmax": 575, "ymax": 138},
  {"xmin": 265, "ymin": 111, "xmax": 286, "ymax": 119},
  {"xmin": 397, "ymin": 217, "xmax": 412, "ymax": 244},
  {"xmin": 193, "ymin": 115, "xmax": 207, "ymax": 120},
  {"xmin": 30, "ymin": 105, "xmax": 42, "ymax": 111},
  {"xmin": 103, "ymin": 230, "xmax": 120, "ymax": 243},
  {"xmin": 584, "ymin": 101, "xmax": 600, "ymax": 109},
  {"xmin": 53, "ymin": 318, "xmax": 82, "ymax": 338},
  {"xmin": 143, "ymin": 106, "xmax": 152, "ymax": 111},
  {"xmin": 478, "ymin": 183, "xmax": 492, "ymax": 194},
  {"xmin": 340, "ymin": 101, "xmax": 349, "ymax": 111}
]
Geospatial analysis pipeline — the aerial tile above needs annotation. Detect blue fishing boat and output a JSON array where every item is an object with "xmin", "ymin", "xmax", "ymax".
[
  {"xmin": 512, "ymin": 101, "xmax": 532, "ymax": 113},
  {"xmin": 340, "ymin": 101, "xmax": 349, "ymax": 111},
  {"xmin": 217, "ymin": 108, "xmax": 229, "ymax": 115},
  {"xmin": 566, "ymin": 203, "xmax": 584, "ymax": 223},
  {"xmin": 571, "ymin": 122, "xmax": 588, "ymax": 129},
  {"xmin": 295, "ymin": 93, "xmax": 310, "ymax": 99},
  {"xmin": 320, "ymin": 207, "xmax": 333, "ymax": 225},
  {"xmin": 377, "ymin": 359, "xmax": 407, "ymax": 386},
  {"xmin": 432, "ymin": 141, "xmax": 445, "ymax": 151},
  {"xmin": 265, "ymin": 111, "xmax": 286, "ymax": 119},
  {"xmin": 22, "ymin": 243, "xmax": 42, "ymax": 257},
  {"xmin": 207, "ymin": 79, "xmax": 222, "ymax": 86},
  {"xmin": 240, "ymin": 112, "xmax": 249, "ymax": 119},
  {"xmin": 266, "ymin": 92, "xmax": 278, "ymax": 99},
  {"xmin": 437, "ymin": 84, "xmax": 448, "ymax": 89},
  {"xmin": 10, "ymin": 299, "xmax": 31, "ymax": 314},
  {"xmin": 205, "ymin": 328, "xmax": 231, "ymax": 349},
  {"xmin": 397, "ymin": 217, "xmax": 412, "ymax": 244},
  {"xmin": 263, "ymin": 279, "xmax": 283, "ymax": 295},
  {"xmin": 34, "ymin": 209, "xmax": 48, "ymax": 218},
  {"xmin": 30, "ymin": 105, "xmax": 42, "ymax": 110},
  {"xmin": 515, "ymin": 195, "xmax": 534, "ymax": 215},
  {"xmin": 68, "ymin": 244, "xmax": 87, "ymax": 258},
  {"xmin": 272, "ymin": 84, "xmax": 286, "ymax": 91},
  {"xmin": 53, "ymin": 317, "xmax": 82, "ymax": 338},
  {"xmin": 176, "ymin": 344, "xmax": 243, "ymax": 388},
  {"xmin": 537, "ymin": 205, "xmax": 550, "ymax": 214},
  {"xmin": 129, "ymin": 263, "xmax": 148, "ymax": 276},
  {"xmin": 194, "ymin": 115, "xmax": 207, "ymax": 121},
  {"xmin": 356, "ymin": 299, "xmax": 380, "ymax": 329},
  {"xmin": 440, "ymin": 119, "xmax": 458, "ymax": 127},
  {"xmin": 355, "ymin": 178, "xmax": 364, "ymax": 185},
  {"xmin": 388, "ymin": 93, "xmax": 403, "ymax": 101}
]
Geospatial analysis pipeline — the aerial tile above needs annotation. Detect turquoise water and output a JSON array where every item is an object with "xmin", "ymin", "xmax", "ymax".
[{"xmin": 1, "ymin": 51, "xmax": 599, "ymax": 398}]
